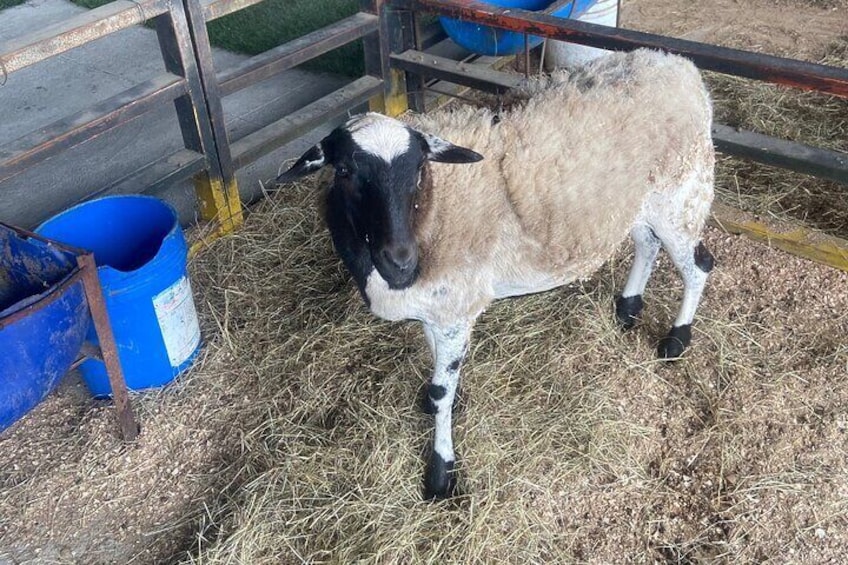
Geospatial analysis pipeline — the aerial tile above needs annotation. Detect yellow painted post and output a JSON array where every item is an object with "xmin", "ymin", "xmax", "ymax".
[
  {"xmin": 181, "ymin": 0, "xmax": 244, "ymax": 237},
  {"xmin": 362, "ymin": 0, "xmax": 413, "ymax": 117},
  {"xmin": 194, "ymin": 171, "xmax": 243, "ymax": 234},
  {"xmin": 711, "ymin": 202, "xmax": 848, "ymax": 273}
]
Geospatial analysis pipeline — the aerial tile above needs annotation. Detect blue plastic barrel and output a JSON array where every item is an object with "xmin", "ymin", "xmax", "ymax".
[
  {"xmin": 440, "ymin": 0, "xmax": 596, "ymax": 56},
  {"xmin": 1, "ymin": 226, "xmax": 90, "ymax": 432},
  {"xmin": 37, "ymin": 196, "xmax": 201, "ymax": 397}
]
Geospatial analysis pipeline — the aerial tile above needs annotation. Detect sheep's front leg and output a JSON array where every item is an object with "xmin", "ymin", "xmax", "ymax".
[{"xmin": 422, "ymin": 322, "xmax": 470, "ymax": 500}]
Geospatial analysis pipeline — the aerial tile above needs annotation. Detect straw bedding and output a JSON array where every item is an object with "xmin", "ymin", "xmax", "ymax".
[{"xmin": 5, "ymin": 171, "xmax": 846, "ymax": 562}]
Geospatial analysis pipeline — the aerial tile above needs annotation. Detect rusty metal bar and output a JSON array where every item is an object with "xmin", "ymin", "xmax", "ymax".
[
  {"xmin": 0, "ymin": 222, "xmax": 89, "ymax": 256},
  {"xmin": 77, "ymin": 253, "xmax": 139, "ymax": 442},
  {"xmin": 0, "ymin": 0, "xmax": 170, "ymax": 76},
  {"xmin": 392, "ymin": 0, "xmax": 848, "ymax": 98},
  {"xmin": 0, "ymin": 74, "xmax": 187, "ymax": 184},
  {"xmin": 231, "ymin": 75, "xmax": 384, "ymax": 169},
  {"xmin": 218, "ymin": 12, "xmax": 380, "ymax": 96}
]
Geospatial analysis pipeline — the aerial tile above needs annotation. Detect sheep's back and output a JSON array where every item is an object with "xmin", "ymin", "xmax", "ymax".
[{"xmin": 408, "ymin": 49, "xmax": 712, "ymax": 298}]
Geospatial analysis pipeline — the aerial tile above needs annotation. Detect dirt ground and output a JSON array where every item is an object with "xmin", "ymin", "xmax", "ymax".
[
  {"xmin": 1, "ymin": 1, "xmax": 847, "ymax": 564},
  {"xmin": 623, "ymin": 0, "xmax": 847, "ymax": 61}
]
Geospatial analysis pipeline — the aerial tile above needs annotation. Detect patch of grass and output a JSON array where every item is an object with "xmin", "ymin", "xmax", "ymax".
[
  {"xmin": 71, "ymin": 0, "xmax": 363, "ymax": 76},
  {"xmin": 207, "ymin": 0, "xmax": 363, "ymax": 76},
  {"xmin": 0, "ymin": 0, "xmax": 28, "ymax": 10}
]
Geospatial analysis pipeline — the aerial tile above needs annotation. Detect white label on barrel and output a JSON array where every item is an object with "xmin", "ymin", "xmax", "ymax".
[{"xmin": 152, "ymin": 276, "xmax": 201, "ymax": 367}]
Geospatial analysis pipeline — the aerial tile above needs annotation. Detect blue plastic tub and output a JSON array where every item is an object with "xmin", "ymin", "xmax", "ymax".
[
  {"xmin": 440, "ymin": 0, "xmax": 596, "ymax": 56},
  {"xmin": 1, "ymin": 226, "xmax": 90, "ymax": 432},
  {"xmin": 37, "ymin": 196, "xmax": 201, "ymax": 397}
]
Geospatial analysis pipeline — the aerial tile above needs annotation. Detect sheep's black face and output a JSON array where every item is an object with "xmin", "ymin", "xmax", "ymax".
[
  {"xmin": 277, "ymin": 113, "xmax": 483, "ymax": 291},
  {"xmin": 326, "ymin": 118, "xmax": 423, "ymax": 289}
]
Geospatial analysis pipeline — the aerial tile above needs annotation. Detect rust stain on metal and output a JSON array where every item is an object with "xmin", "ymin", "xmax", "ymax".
[{"xmin": 77, "ymin": 253, "xmax": 139, "ymax": 441}]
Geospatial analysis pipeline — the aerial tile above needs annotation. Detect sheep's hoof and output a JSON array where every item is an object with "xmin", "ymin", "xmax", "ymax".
[
  {"xmin": 423, "ymin": 452, "xmax": 457, "ymax": 500},
  {"xmin": 658, "ymin": 325, "xmax": 691, "ymax": 359},
  {"xmin": 615, "ymin": 294, "xmax": 644, "ymax": 330}
]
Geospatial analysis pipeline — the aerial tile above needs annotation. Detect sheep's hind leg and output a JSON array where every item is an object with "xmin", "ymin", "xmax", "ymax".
[
  {"xmin": 422, "ymin": 322, "xmax": 470, "ymax": 500},
  {"xmin": 616, "ymin": 224, "xmax": 661, "ymax": 330},
  {"xmin": 655, "ymin": 235, "xmax": 714, "ymax": 359}
]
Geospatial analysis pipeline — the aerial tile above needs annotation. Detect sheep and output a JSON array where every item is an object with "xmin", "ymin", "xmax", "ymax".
[{"xmin": 275, "ymin": 49, "xmax": 716, "ymax": 500}]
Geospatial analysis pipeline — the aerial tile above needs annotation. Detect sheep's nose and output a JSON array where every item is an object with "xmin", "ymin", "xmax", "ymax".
[{"xmin": 383, "ymin": 243, "xmax": 417, "ymax": 272}]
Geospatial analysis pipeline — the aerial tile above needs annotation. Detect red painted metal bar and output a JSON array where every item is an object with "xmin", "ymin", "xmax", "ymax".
[{"xmin": 391, "ymin": 0, "xmax": 848, "ymax": 98}]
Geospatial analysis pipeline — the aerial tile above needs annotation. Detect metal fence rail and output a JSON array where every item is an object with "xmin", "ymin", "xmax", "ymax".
[
  {"xmin": 392, "ymin": 0, "xmax": 848, "ymax": 97},
  {"xmin": 188, "ymin": 0, "xmax": 386, "ymax": 175},
  {"xmin": 0, "ymin": 0, "xmax": 239, "ymax": 234}
]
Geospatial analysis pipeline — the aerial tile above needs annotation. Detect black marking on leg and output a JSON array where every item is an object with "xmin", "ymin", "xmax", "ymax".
[
  {"xmin": 420, "ymin": 384, "xmax": 464, "ymax": 415},
  {"xmin": 658, "ymin": 324, "xmax": 692, "ymax": 360},
  {"xmin": 615, "ymin": 294, "xmax": 644, "ymax": 330},
  {"xmin": 420, "ymin": 385, "xmax": 436, "ymax": 415},
  {"xmin": 423, "ymin": 451, "xmax": 457, "ymax": 500},
  {"xmin": 428, "ymin": 384, "xmax": 446, "ymax": 401},
  {"xmin": 421, "ymin": 384, "xmax": 446, "ymax": 415},
  {"xmin": 694, "ymin": 241, "xmax": 715, "ymax": 273}
]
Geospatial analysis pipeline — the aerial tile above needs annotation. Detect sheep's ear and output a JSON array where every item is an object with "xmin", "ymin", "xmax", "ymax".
[
  {"xmin": 276, "ymin": 144, "xmax": 326, "ymax": 183},
  {"xmin": 420, "ymin": 132, "xmax": 484, "ymax": 164}
]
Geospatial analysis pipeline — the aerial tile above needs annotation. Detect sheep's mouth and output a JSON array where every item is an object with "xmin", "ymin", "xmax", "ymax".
[{"xmin": 372, "ymin": 255, "xmax": 420, "ymax": 290}]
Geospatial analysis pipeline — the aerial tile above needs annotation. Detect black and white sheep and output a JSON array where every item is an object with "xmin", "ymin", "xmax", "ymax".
[{"xmin": 276, "ymin": 49, "xmax": 716, "ymax": 499}]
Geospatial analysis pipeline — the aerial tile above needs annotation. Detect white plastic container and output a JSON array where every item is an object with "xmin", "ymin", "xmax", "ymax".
[{"xmin": 544, "ymin": 0, "xmax": 619, "ymax": 71}]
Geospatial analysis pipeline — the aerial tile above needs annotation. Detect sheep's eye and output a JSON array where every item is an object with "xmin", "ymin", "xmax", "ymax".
[{"xmin": 336, "ymin": 165, "xmax": 351, "ymax": 178}]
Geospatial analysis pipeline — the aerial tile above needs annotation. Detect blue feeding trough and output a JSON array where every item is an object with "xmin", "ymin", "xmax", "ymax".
[
  {"xmin": 37, "ymin": 196, "xmax": 201, "ymax": 398},
  {"xmin": 440, "ymin": 0, "xmax": 596, "ymax": 56},
  {"xmin": 1, "ymin": 225, "xmax": 91, "ymax": 432}
]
